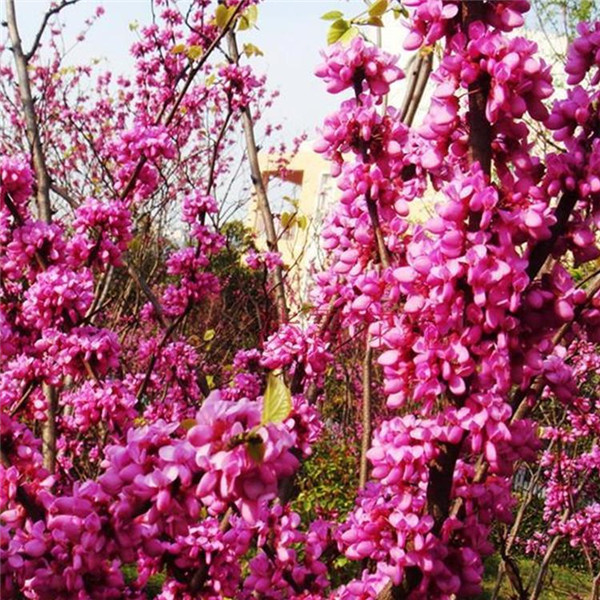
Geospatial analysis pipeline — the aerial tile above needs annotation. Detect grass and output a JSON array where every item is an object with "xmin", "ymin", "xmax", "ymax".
[
  {"xmin": 480, "ymin": 554, "xmax": 592, "ymax": 599},
  {"xmin": 121, "ymin": 552, "xmax": 593, "ymax": 599},
  {"xmin": 122, "ymin": 564, "xmax": 165, "ymax": 599}
]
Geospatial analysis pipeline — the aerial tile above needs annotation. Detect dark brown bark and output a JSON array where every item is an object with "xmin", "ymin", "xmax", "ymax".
[
  {"xmin": 526, "ymin": 190, "xmax": 578, "ymax": 281},
  {"xmin": 463, "ymin": 1, "xmax": 492, "ymax": 179},
  {"xmin": 423, "ymin": 0, "xmax": 492, "ymax": 564},
  {"xmin": 426, "ymin": 439, "xmax": 464, "ymax": 535},
  {"xmin": 381, "ymin": 6, "xmax": 493, "ymax": 599}
]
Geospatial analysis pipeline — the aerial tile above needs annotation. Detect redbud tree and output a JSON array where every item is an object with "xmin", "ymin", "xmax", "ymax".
[{"xmin": 1, "ymin": 1, "xmax": 599, "ymax": 599}]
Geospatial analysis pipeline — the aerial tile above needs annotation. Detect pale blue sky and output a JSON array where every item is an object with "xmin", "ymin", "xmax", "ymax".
[
  {"xmin": 3, "ymin": 2, "xmax": 556, "ymax": 145},
  {"xmin": 3, "ymin": 0, "xmax": 370, "ymax": 140}
]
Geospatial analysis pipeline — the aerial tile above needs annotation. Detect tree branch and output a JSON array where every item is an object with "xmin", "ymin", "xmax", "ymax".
[
  {"xmin": 6, "ymin": 0, "xmax": 53, "ymax": 223},
  {"xmin": 123, "ymin": 258, "xmax": 169, "ymax": 330},
  {"xmin": 359, "ymin": 337, "xmax": 373, "ymax": 489},
  {"xmin": 0, "ymin": 449, "xmax": 45, "ymax": 522},
  {"xmin": 400, "ymin": 51, "xmax": 433, "ymax": 127},
  {"xmin": 464, "ymin": 0, "xmax": 492, "ymax": 234},
  {"xmin": 526, "ymin": 190, "xmax": 578, "ymax": 281},
  {"xmin": 41, "ymin": 383, "xmax": 58, "ymax": 473},
  {"xmin": 24, "ymin": 0, "xmax": 82, "ymax": 61},
  {"xmin": 119, "ymin": 1, "xmax": 245, "ymax": 203},
  {"xmin": 227, "ymin": 29, "xmax": 289, "ymax": 324}
]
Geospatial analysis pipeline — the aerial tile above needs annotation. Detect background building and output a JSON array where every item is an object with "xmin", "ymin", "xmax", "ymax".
[{"xmin": 248, "ymin": 24, "xmax": 567, "ymax": 298}]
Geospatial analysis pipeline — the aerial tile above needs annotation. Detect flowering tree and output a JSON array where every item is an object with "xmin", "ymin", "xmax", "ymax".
[{"xmin": 1, "ymin": 0, "xmax": 600, "ymax": 599}]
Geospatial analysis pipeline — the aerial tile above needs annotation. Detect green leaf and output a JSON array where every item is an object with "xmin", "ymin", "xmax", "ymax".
[
  {"xmin": 327, "ymin": 19, "xmax": 349, "ymax": 45},
  {"xmin": 339, "ymin": 26, "xmax": 359, "ymax": 44},
  {"xmin": 261, "ymin": 372, "xmax": 292, "ymax": 425},
  {"xmin": 215, "ymin": 4, "xmax": 235, "ymax": 29},
  {"xmin": 282, "ymin": 195, "xmax": 299, "ymax": 209},
  {"xmin": 296, "ymin": 215, "xmax": 308, "ymax": 230},
  {"xmin": 392, "ymin": 6, "xmax": 409, "ymax": 19},
  {"xmin": 368, "ymin": 0, "xmax": 388, "ymax": 17},
  {"xmin": 243, "ymin": 42, "xmax": 264, "ymax": 57},
  {"xmin": 186, "ymin": 45, "xmax": 203, "ymax": 60},
  {"xmin": 321, "ymin": 10, "xmax": 344, "ymax": 21},
  {"xmin": 246, "ymin": 434, "xmax": 266, "ymax": 463},
  {"xmin": 367, "ymin": 15, "xmax": 384, "ymax": 26},
  {"xmin": 280, "ymin": 211, "xmax": 294, "ymax": 229},
  {"xmin": 247, "ymin": 4, "xmax": 259, "ymax": 25},
  {"xmin": 238, "ymin": 5, "xmax": 258, "ymax": 30},
  {"xmin": 203, "ymin": 329, "xmax": 216, "ymax": 342}
]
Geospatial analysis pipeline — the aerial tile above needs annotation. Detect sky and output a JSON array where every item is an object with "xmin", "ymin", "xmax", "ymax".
[
  {"xmin": 2, "ymin": 0, "xmax": 372, "ymax": 142},
  {"xmin": 2, "ymin": 1, "xmax": 562, "ymax": 143}
]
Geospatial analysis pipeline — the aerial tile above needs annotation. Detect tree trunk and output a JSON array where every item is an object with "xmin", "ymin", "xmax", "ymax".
[
  {"xmin": 359, "ymin": 339, "xmax": 373, "ymax": 488},
  {"xmin": 6, "ymin": 0, "xmax": 53, "ymax": 223},
  {"xmin": 226, "ymin": 30, "xmax": 289, "ymax": 325}
]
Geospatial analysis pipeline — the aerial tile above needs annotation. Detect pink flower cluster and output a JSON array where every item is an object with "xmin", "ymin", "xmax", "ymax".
[
  {"xmin": 316, "ymin": 36, "xmax": 403, "ymax": 97},
  {"xmin": 261, "ymin": 323, "xmax": 332, "ymax": 379},
  {"xmin": 21, "ymin": 266, "xmax": 94, "ymax": 329},
  {"xmin": 189, "ymin": 392, "xmax": 299, "ymax": 522},
  {"xmin": 1, "ymin": 220, "xmax": 65, "ymax": 282},
  {"xmin": 245, "ymin": 248, "xmax": 284, "ymax": 272},
  {"xmin": 218, "ymin": 64, "xmax": 264, "ymax": 111},
  {"xmin": 243, "ymin": 507, "xmax": 332, "ymax": 599},
  {"xmin": 0, "ymin": 155, "xmax": 33, "ymax": 215},
  {"xmin": 112, "ymin": 123, "xmax": 176, "ymax": 201},
  {"xmin": 182, "ymin": 191, "xmax": 218, "ymax": 223},
  {"xmin": 34, "ymin": 326, "xmax": 120, "ymax": 383},
  {"xmin": 69, "ymin": 197, "xmax": 132, "ymax": 267},
  {"xmin": 100, "ymin": 392, "xmax": 299, "ymax": 549},
  {"xmin": 565, "ymin": 21, "xmax": 600, "ymax": 85},
  {"xmin": 402, "ymin": 0, "xmax": 529, "ymax": 51},
  {"xmin": 61, "ymin": 380, "xmax": 136, "ymax": 437},
  {"xmin": 309, "ymin": 2, "xmax": 600, "ymax": 596}
]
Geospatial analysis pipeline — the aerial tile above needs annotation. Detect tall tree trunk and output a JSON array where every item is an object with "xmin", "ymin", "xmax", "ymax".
[
  {"xmin": 359, "ymin": 339, "xmax": 373, "ymax": 489},
  {"xmin": 41, "ymin": 383, "xmax": 58, "ymax": 473},
  {"xmin": 6, "ymin": 0, "xmax": 53, "ymax": 223},
  {"xmin": 227, "ymin": 30, "xmax": 289, "ymax": 325},
  {"xmin": 6, "ymin": 0, "xmax": 59, "ymax": 472}
]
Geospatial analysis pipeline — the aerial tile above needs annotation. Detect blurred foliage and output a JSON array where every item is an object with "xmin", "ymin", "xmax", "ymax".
[
  {"xmin": 532, "ymin": 0, "xmax": 600, "ymax": 55},
  {"xmin": 292, "ymin": 425, "xmax": 359, "ymax": 523},
  {"xmin": 201, "ymin": 220, "xmax": 276, "ymax": 373},
  {"xmin": 481, "ymin": 554, "xmax": 592, "ymax": 599},
  {"xmin": 122, "ymin": 564, "xmax": 164, "ymax": 599}
]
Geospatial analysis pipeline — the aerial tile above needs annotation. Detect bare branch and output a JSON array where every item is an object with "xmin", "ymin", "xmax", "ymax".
[
  {"xmin": 123, "ymin": 258, "xmax": 169, "ymax": 330},
  {"xmin": 0, "ymin": 449, "xmax": 45, "ymax": 522},
  {"xmin": 526, "ymin": 190, "xmax": 578, "ymax": 281},
  {"xmin": 6, "ymin": 0, "xmax": 53, "ymax": 223},
  {"xmin": 24, "ymin": 0, "xmax": 82, "ymax": 61},
  {"xmin": 359, "ymin": 337, "xmax": 373, "ymax": 489},
  {"xmin": 400, "ymin": 51, "xmax": 433, "ymax": 127},
  {"xmin": 227, "ymin": 28, "xmax": 289, "ymax": 324}
]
